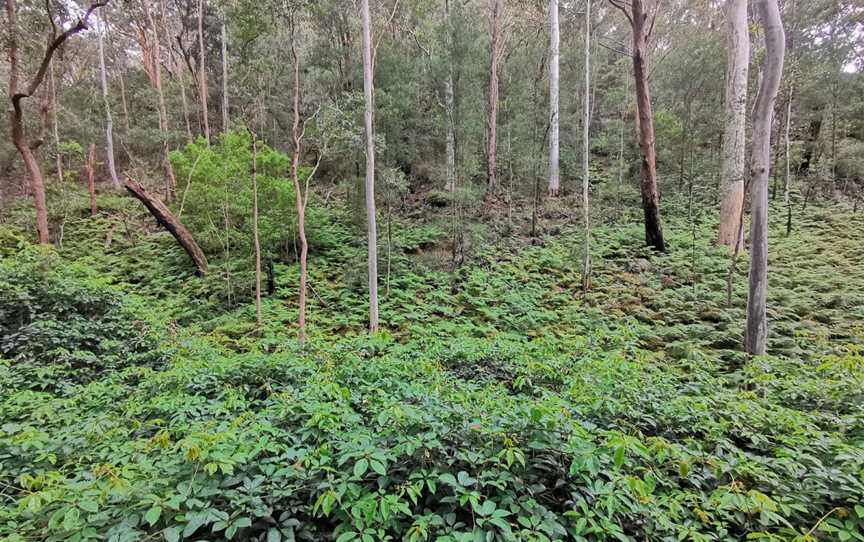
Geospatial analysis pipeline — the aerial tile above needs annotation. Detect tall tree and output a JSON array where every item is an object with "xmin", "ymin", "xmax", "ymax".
[
  {"xmin": 444, "ymin": 0, "xmax": 456, "ymax": 192},
  {"xmin": 609, "ymin": 0, "xmax": 666, "ymax": 252},
  {"xmin": 6, "ymin": 0, "xmax": 107, "ymax": 243},
  {"xmin": 289, "ymin": 18, "xmax": 308, "ymax": 345},
  {"xmin": 97, "ymin": 13, "xmax": 120, "ymax": 189},
  {"xmin": 547, "ymin": 0, "xmax": 560, "ymax": 197},
  {"xmin": 251, "ymin": 134, "xmax": 262, "ymax": 329},
  {"xmin": 718, "ymin": 0, "xmax": 750, "ymax": 248},
  {"xmin": 581, "ymin": 0, "xmax": 591, "ymax": 291},
  {"xmin": 745, "ymin": 0, "xmax": 785, "ymax": 356},
  {"xmin": 142, "ymin": 0, "xmax": 177, "ymax": 198},
  {"xmin": 198, "ymin": 0, "xmax": 211, "ymax": 143},
  {"xmin": 486, "ymin": 0, "xmax": 502, "ymax": 193},
  {"xmin": 361, "ymin": 0, "xmax": 379, "ymax": 332},
  {"xmin": 221, "ymin": 13, "xmax": 229, "ymax": 132}
]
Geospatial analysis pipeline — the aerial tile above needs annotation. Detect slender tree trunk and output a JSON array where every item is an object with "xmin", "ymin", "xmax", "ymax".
[
  {"xmin": 444, "ymin": 0, "xmax": 456, "ymax": 192},
  {"xmin": 97, "ymin": 17, "xmax": 120, "ymax": 189},
  {"xmin": 746, "ymin": 0, "xmax": 785, "ymax": 356},
  {"xmin": 198, "ymin": 0, "xmax": 211, "ymax": 144},
  {"xmin": 784, "ymin": 85, "xmax": 793, "ymax": 236},
  {"xmin": 86, "ymin": 143, "xmax": 97, "ymax": 216},
  {"xmin": 486, "ymin": 0, "xmax": 501, "ymax": 194},
  {"xmin": 547, "ymin": 0, "xmax": 560, "ymax": 197},
  {"xmin": 629, "ymin": 0, "xmax": 665, "ymax": 252},
  {"xmin": 361, "ymin": 0, "xmax": 379, "ymax": 332},
  {"xmin": 581, "ymin": 0, "xmax": 592, "ymax": 291},
  {"xmin": 142, "ymin": 0, "xmax": 177, "ymax": 198},
  {"xmin": 289, "ymin": 26, "xmax": 308, "ymax": 345},
  {"xmin": 179, "ymin": 70, "xmax": 193, "ymax": 142},
  {"xmin": 251, "ymin": 135, "xmax": 262, "ymax": 329},
  {"xmin": 718, "ymin": 0, "xmax": 749, "ymax": 248},
  {"xmin": 49, "ymin": 60, "xmax": 63, "ymax": 182},
  {"xmin": 221, "ymin": 16, "xmax": 229, "ymax": 132}
]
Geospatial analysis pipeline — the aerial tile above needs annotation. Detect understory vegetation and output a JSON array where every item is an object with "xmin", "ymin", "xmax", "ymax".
[{"xmin": 1, "ymin": 192, "xmax": 862, "ymax": 542}]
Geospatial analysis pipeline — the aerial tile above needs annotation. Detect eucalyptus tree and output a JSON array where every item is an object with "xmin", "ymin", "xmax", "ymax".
[
  {"xmin": 486, "ymin": 0, "xmax": 503, "ymax": 193},
  {"xmin": 547, "ymin": 0, "xmax": 560, "ymax": 197},
  {"xmin": 97, "ymin": 13, "xmax": 120, "ymax": 189},
  {"xmin": 361, "ymin": 0, "xmax": 380, "ymax": 332}
]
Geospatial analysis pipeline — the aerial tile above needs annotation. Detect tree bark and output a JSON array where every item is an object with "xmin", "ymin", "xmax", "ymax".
[
  {"xmin": 486, "ymin": 0, "xmax": 502, "ymax": 193},
  {"xmin": 221, "ymin": 16, "xmax": 229, "ymax": 132},
  {"xmin": 547, "ymin": 0, "xmax": 560, "ymax": 197},
  {"xmin": 6, "ymin": 0, "xmax": 106, "ymax": 244},
  {"xmin": 745, "ymin": 0, "xmax": 785, "ymax": 356},
  {"xmin": 581, "ymin": 0, "xmax": 591, "ymax": 291},
  {"xmin": 629, "ymin": 0, "xmax": 665, "ymax": 252},
  {"xmin": 124, "ymin": 177, "xmax": 209, "ymax": 275},
  {"xmin": 361, "ymin": 0, "xmax": 380, "ymax": 332},
  {"xmin": 289, "ymin": 25, "xmax": 308, "ymax": 345},
  {"xmin": 251, "ymin": 135, "xmax": 262, "ymax": 329},
  {"xmin": 444, "ymin": 0, "xmax": 456, "ymax": 192},
  {"xmin": 86, "ymin": 143, "xmax": 97, "ymax": 216},
  {"xmin": 97, "ymin": 15, "xmax": 121, "ymax": 189},
  {"xmin": 49, "ymin": 60, "xmax": 63, "ymax": 183},
  {"xmin": 198, "ymin": 0, "xmax": 211, "ymax": 144},
  {"xmin": 141, "ymin": 0, "xmax": 177, "ymax": 198},
  {"xmin": 718, "ymin": 0, "xmax": 750, "ymax": 247}
]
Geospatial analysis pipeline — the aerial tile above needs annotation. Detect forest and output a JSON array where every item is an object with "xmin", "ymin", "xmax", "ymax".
[{"xmin": 0, "ymin": 0, "xmax": 863, "ymax": 540}]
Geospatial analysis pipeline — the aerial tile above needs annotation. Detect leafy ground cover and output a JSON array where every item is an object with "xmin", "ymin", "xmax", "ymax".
[{"xmin": 1, "ymin": 199, "xmax": 863, "ymax": 542}]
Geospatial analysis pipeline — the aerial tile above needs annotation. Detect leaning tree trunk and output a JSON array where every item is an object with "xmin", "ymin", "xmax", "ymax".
[
  {"xmin": 6, "ymin": 0, "xmax": 106, "ymax": 244},
  {"xmin": 547, "ymin": 0, "xmax": 560, "ymax": 197},
  {"xmin": 630, "ymin": 0, "xmax": 666, "ymax": 252},
  {"xmin": 718, "ymin": 0, "xmax": 750, "ymax": 248},
  {"xmin": 486, "ymin": 0, "xmax": 502, "ymax": 194},
  {"xmin": 125, "ymin": 177, "xmax": 209, "ymax": 275},
  {"xmin": 198, "ymin": 0, "xmax": 211, "ymax": 144},
  {"xmin": 97, "ymin": 16, "xmax": 120, "ymax": 189},
  {"xmin": 745, "ymin": 0, "xmax": 785, "ymax": 356},
  {"xmin": 361, "ymin": 0, "xmax": 380, "ymax": 332}
]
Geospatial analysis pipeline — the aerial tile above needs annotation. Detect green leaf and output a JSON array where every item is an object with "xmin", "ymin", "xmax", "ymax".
[
  {"xmin": 370, "ymin": 460, "xmax": 386, "ymax": 476},
  {"xmin": 354, "ymin": 458, "xmax": 369, "ymax": 477},
  {"xmin": 163, "ymin": 527, "xmax": 180, "ymax": 542},
  {"xmin": 267, "ymin": 528, "xmax": 282, "ymax": 542},
  {"xmin": 336, "ymin": 532, "xmax": 358, "ymax": 542},
  {"xmin": 855, "ymin": 505, "xmax": 864, "ymax": 519},
  {"xmin": 62, "ymin": 507, "xmax": 80, "ymax": 531},
  {"xmin": 145, "ymin": 506, "xmax": 162, "ymax": 527},
  {"xmin": 79, "ymin": 500, "xmax": 99, "ymax": 513},
  {"xmin": 613, "ymin": 446, "xmax": 625, "ymax": 469}
]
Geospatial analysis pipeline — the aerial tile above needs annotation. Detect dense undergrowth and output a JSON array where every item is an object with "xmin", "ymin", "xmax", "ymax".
[{"xmin": 1, "ymin": 192, "xmax": 863, "ymax": 542}]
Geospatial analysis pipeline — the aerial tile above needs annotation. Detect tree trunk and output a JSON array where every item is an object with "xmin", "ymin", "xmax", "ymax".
[
  {"xmin": 361, "ymin": 0, "xmax": 380, "ymax": 332},
  {"xmin": 547, "ymin": 0, "xmax": 560, "ymax": 197},
  {"xmin": 198, "ymin": 0, "xmax": 211, "ymax": 144},
  {"xmin": 97, "ymin": 16, "xmax": 120, "ymax": 189},
  {"xmin": 718, "ymin": 0, "xmax": 750, "ymax": 247},
  {"xmin": 745, "ymin": 0, "xmax": 785, "ymax": 356},
  {"xmin": 784, "ymin": 86, "xmax": 793, "ymax": 236},
  {"xmin": 125, "ymin": 177, "xmax": 209, "ymax": 275},
  {"xmin": 630, "ymin": 0, "xmax": 666, "ymax": 252},
  {"xmin": 251, "ymin": 135, "xmax": 262, "ymax": 329},
  {"xmin": 86, "ymin": 143, "xmax": 96, "ymax": 216},
  {"xmin": 6, "ymin": 0, "xmax": 105, "ymax": 244},
  {"xmin": 444, "ymin": 0, "xmax": 456, "ymax": 192},
  {"xmin": 221, "ymin": 16, "xmax": 229, "ymax": 132},
  {"xmin": 179, "ymin": 70, "xmax": 193, "ymax": 142},
  {"xmin": 581, "ymin": 0, "xmax": 591, "ymax": 291},
  {"xmin": 142, "ymin": 0, "xmax": 177, "ymax": 199},
  {"xmin": 486, "ymin": 0, "xmax": 502, "ymax": 193},
  {"xmin": 289, "ymin": 26, "xmax": 308, "ymax": 345},
  {"xmin": 49, "ymin": 60, "xmax": 63, "ymax": 183}
]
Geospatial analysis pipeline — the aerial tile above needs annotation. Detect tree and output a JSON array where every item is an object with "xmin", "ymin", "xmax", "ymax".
[
  {"xmin": 581, "ymin": 0, "xmax": 591, "ymax": 291},
  {"xmin": 746, "ymin": 0, "xmax": 785, "ymax": 356},
  {"xmin": 486, "ymin": 0, "xmax": 502, "ymax": 193},
  {"xmin": 444, "ymin": 0, "xmax": 456, "ymax": 192},
  {"xmin": 609, "ymin": 0, "xmax": 666, "ymax": 252},
  {"xmin": 718, "ymin": 0, "xmax": 750, "ymax": 248},
  {"xmin": 6, "ymin": 0, "xmax": 107, "ymax": 243},
  {"xmin": 547, "ymin": 0, "xmax": 560, "ymax": 197},
  {"xmin": 221, "ymin": 12, "xmax": 229, "ymax": 132},
  {"xmin": 97, "ymin": 13, "xmax": 121, "ymax": 189},
  {"xmin": 198, "ymin": 0, "xmax": 211, "ymax": 143},
  {"xmin": 250, "ymin": 133, "xmax": 262, "ymax": 329},
  {"xmin": 361, "ymin": 0, "xmax": 379, "ymax": 332}
]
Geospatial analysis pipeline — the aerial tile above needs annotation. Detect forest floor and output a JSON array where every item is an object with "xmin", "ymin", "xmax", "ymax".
[{"xmin": 1, "ymin": 188, "xmax": 863, "ymax": 542}]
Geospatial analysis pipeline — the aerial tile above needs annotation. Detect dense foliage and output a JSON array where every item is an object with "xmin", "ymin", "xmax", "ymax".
[{"xmin": 1, "ymin": 201, "xmax": 862, "ymax": 542}]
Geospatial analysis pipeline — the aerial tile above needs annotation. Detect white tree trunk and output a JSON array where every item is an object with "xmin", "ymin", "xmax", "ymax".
[
  {"xmin": 444, "ymin": 0, "xmax": 456, "ymax": 192},
  {"xmin": 361, "ymin": 0, "xmax": 379, "ymax": 332},
  {"xmin": 221, "ymin": 16, "xmax": 229, "ymax": 132},
  {"xmin": 746, "ymin": 0, "xmax": 785, "ymax": 356},
  {"xmin": 49, "ymin": 60, "xmax": 63, "ymax": 182},
  {"xmin": 718, "ymin": 0, "xmax": 750, "ymax": 247},
  {"xmin": 97, "ymin": 17, "xmax": 120, "ymax": 189},
  {"xmin": 581, "ymin": 0, "xmax": 591, "ymax": 290},
  {"xmin": 548, "ymin": 0, "xmax": 560, "ymax": 197},
  {"xmin": 198, "ymin": 0, "xmax": 211, "ymax": 144}
]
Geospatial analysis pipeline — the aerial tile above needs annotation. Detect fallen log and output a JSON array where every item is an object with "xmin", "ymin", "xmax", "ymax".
[{"xmin": 124, "ymin": 177, "xmax": 209, "ymax": 275}]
